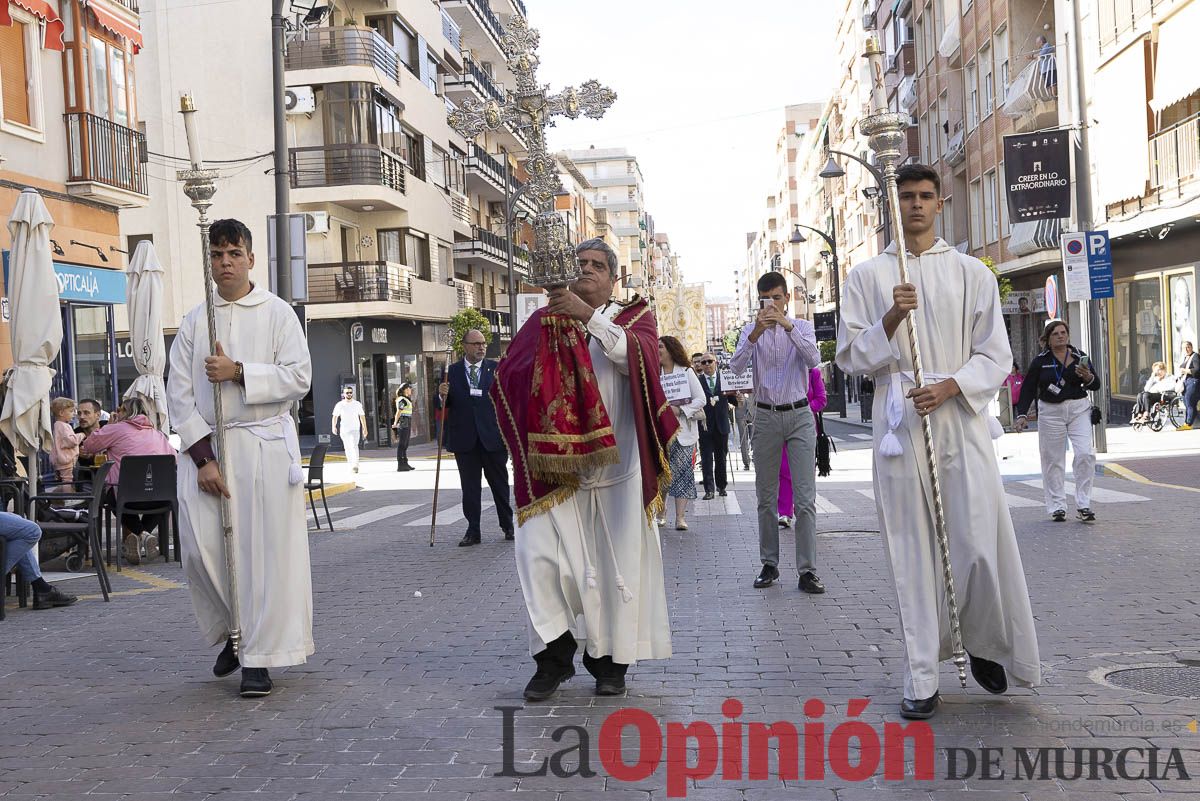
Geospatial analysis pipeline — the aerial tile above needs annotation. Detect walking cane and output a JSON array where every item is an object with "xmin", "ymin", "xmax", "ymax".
[
  {"xmin": 428, "ymin": 336, "xmax": 454, "ymax": 547},
  {"xmin": 177, "ymin": 95, "xmax": 242, "ymax": 657},
  {"xmin": 860, "ymin": 38, "xmax": 968, "ymax": 687}
]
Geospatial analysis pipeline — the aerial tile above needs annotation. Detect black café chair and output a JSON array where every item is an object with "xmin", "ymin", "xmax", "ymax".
[
  {"xmin": 305, "ymin": 443, "xmax": 333, "ymax": 530},
  {"xmin": 104, "ymin": 455, "xmax": 180, "ymax": 569},
  {"xmin": 28, "ymin": 462, "xmax": 113, "ymax": 602}
]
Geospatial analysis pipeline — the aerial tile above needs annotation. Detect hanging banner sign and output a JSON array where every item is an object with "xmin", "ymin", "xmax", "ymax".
[{"xmin": 1003, "ymin": 131, "xmax": 1072, "ymax": 222}]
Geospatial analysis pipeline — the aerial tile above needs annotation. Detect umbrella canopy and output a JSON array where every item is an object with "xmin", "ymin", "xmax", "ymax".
[
  {"xmin": 0, "ymin": 188, "xmax": 62, "ymax": 460},
  {"xmin": 123, "ymin": 240, "xmax": 169, "ymax": 433}
]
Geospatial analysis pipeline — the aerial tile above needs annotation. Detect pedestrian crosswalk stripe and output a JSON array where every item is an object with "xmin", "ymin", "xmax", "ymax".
[
  {"xmin": 815, "ymin": 494, "xmax": 842, "ymax": 514},
  {"xmin": 858, "ymin": 486, "xmax": 1042, "ymax": 509},
  {"xmin": 1019, "ymin": 479, "xmax": 1149, "ymax": 504},
  {"xmin": 337, "ymin": 505, "xmax": 421, "ymax": 531},
  {"xmin": 405, "ymin": 500, "xmax": 494, "ymax": 527},
  {"xmin": 849, "ymin": 433, "xmax": 874, "ymax": 440},
  {"xmin": 691, "ymin": 492, "xmax": 741, "ymax": 517}
]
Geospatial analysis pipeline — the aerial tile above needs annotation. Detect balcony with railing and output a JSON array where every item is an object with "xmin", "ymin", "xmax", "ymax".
[
  {"xmin": 481, "ymin": 308, "xmax": 512, "ymax": 339},
  {"xmin": 302, "ymin": 261, "xmax": 413, "ymax": 304},
  {"xmin": 64, "ymin": 112, "xmax": 149, "ymax": 206},
  {"xmin": 284, "ymin": 26, "xmax": 401, "ymax": 86},
  {"xmin": 454, "ymin": 225, "xmax": 530, "ymax": 269},
  {"xmin": 444, "ymin": 56, "xmax": 506, "ymax": 104},
  {"xmin": 1002, "ymin": 57, "xmax": 1058, "ymax": 132},
  {"xmin": 289, "ymin": 144, "xmax": 407, "ymax": 207},
  {"xmin": 442, "ymin": 0, "xmax": 506, "ymax": 57},
  {"xmin": 1150, "ymin": 111, "xmax": 1200, "ymax": 194},
  {"xmin": 453, "ymin": 278, "xmax": 476, "ymax": 309},
  {"xmin": 441, "ymin": 8, "xmax": 462, "ymax": 52}
]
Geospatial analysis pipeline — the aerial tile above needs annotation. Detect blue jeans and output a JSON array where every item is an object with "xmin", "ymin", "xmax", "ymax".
[
  {"xmin": 1, "ymin": 511, "xmax": 42, "ymax": 581},
  {"xmin": 1185, "ymin": 378, "xmax": 1200, "ymax": 426}
]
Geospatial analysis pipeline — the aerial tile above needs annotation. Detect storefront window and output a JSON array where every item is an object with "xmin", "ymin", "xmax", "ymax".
[
  {"xmin": 386, "ymin": 355, "xmax": 423, "ymax": 440},
  {"xmin": 71, "ymin": 305, "xmax": 115, "ymax": 408},
  {"xmin": 1168, "ymin": 273, "xmax": 1197, "ymax": 369},
  {"xmin": 1119, "ymin": 278, "xmax": 1164, "ymax": 397}
]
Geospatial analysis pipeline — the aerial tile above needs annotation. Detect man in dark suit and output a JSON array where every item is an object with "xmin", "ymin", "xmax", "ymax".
[
  {"xmin": 697, "ymin": 352, "xmax": 731, "ymax": 499},
  {"xmin": 437, "ymin": 329, "xmax": 515, "ymax": 546}
]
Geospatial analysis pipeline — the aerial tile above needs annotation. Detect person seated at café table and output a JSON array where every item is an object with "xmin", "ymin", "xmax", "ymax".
[{"xmin": 80, "ymin": 397, "xmax": 176, "ymax": 566}]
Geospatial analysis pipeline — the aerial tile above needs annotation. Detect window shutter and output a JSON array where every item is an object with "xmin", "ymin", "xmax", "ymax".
[{"xmin": 0, "ymin": 21, "xmax": 32, "ymax": 126}]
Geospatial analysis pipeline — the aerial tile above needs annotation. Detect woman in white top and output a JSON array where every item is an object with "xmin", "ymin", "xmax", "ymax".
[
  {"xmin": 658, "ymin": 335, "xmax": 706, "ymax": 530},
  {"xmin": 1133, "ymin": 361, "xmax": 1175, "ymax": 422}
]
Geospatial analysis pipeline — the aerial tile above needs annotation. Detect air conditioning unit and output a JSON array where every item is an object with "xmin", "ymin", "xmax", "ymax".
[
  {"xmin": 285, "ymin": 86, "xmax": 315, "ymax": 115},
  {"xmin": 862, "ymin": 11, "xmax": 877, "ymax": 29},
  {"xmin": 304, "ymin": 211, "xmax": 329, "ymax": 234}
]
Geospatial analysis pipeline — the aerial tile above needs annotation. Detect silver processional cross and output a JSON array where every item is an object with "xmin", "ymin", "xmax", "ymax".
[{"xmin": 447, "ymin": 16, "xmax": 616, "ymax": 287}]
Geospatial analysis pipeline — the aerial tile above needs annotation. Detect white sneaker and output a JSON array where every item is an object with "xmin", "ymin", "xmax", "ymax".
[
  {"xmin": 142, "ymin": 534, "xmax": 160, "ymax": 561},
  {"xmin": 123, "ymin": 533, "xmax": 141, "ymax": 566}
]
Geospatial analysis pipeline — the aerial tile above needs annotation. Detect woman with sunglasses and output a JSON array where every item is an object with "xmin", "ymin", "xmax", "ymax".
[{"xmin": 657, "ymin": 335, "xmax": 706, "ymax": 530}]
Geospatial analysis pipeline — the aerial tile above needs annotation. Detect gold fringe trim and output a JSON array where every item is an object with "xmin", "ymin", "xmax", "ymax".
[
  {"xmin": 527, "ymin": 427, "xmax": 616, "ymax": 445},
  {"xmin": 516, "ymin": 484, "xmax": 578, "ymax": 527},
  {"xmin": 528, "ymin": 444, "xmax": 620, "ymax": 483}
]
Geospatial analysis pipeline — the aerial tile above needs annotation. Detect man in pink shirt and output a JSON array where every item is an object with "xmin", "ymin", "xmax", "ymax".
[{"xmin": 80, "ymin": 397, "xmax": 176, "ymax": 564}]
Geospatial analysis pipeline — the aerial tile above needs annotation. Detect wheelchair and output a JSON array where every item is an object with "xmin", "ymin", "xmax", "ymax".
[{"xmin": 1132, "ymin": 391, "xmax": 1186, "ymax": 432}]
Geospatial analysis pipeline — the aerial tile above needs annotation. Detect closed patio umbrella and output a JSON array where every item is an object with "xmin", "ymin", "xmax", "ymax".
[
  {"xmin": 123, "ymin": 240, "xmax": 169, "ymax": 433},
  {"xmin": 0, "ymin": 188, "xmax": 63, "ymax": 496}
]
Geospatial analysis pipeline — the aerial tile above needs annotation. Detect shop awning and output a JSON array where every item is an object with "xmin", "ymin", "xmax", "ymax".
[
  {"xmin": 88, "ymin": 3, "xmax": 142, "ymax": 53},
  {"xmin": 1094, "ymin": 39, "xmax": 1150, "ymax": 205},
  {"xmin": 0, "ymin": 0, "xmax": 65, "ymax": 51},
  {"xmin": 1150, "ymin": 0, "xmax": 1200, "ymax": 113}
]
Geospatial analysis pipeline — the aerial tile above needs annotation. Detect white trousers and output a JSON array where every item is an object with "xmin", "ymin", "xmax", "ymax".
[
  {"xmin": 1036, "ymin": 397, "xmax": 1095, "ymax": 513},
  {"xmin": 342, "ymin": 427, "xmax": 361, "ymax": 469}
]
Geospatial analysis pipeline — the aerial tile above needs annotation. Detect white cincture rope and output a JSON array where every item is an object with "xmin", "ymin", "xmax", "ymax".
[
  {"xmin": 573, "ymin": 467, "xmax": 639, "ymax": 603},
  {"xmin": 225, "ymin": 414, "xmax": 304, "ymax": 485},
  {"xmin": 879, "ymin": 370, "xmax": 1002, "ymax": 456}
]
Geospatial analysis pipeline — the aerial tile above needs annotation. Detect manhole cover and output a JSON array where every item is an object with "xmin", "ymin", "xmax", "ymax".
[{"xmin": 1103, "ymin": 665, "xmax": 1200, "ymax": 697}]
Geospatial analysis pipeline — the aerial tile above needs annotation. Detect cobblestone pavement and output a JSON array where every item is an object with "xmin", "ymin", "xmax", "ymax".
[{"xmin": 3, "ymin": 457, "xmax": 1199, "ymax": 800}]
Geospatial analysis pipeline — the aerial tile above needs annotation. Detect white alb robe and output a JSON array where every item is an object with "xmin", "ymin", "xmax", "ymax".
[
  {"xmin": 514, "ymin": 302, "xmax": 672, "ymax": 664},
  {"xmin": 835, "ymin": 239, "xmax": 1040, "ymax": 700},
  {"xmin": 168, "ymin": 285, "xmax": 314, "ymax": 668}
]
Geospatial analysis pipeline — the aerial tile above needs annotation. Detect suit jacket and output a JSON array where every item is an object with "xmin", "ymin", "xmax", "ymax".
[
  {"xmin": 699, "ymin": 371, "xmax": 732, "ymax": 437},
  {"xmin": 439, "ymin": 358, "xmax": 505, "ymax": 454}
]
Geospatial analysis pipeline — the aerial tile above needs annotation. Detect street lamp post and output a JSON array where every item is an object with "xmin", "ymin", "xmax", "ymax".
[
  {"xmin": 790, "ymin": 222, "xmax": 846, "ymax": 418},
  {"xmin": 819, "ymin": 149, "xmax": 892, "ymax": 246}
]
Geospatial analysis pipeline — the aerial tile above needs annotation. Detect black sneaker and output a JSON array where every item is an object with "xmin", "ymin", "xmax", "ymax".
[
  {"xmin": 32, "ymin": 586, "xmax": 78, "ymax": 610},
  {"xmin": 240, "ymin": 668, "xmax": 272, "ymax": 697},
  {"xmin": 1051, "ymin": 509, "xmax": 1067, "ymax": 522},
  {"xmin": 1076, "ymin": 508, "xmax": 1096, "ymax": 522},
  {"xmin": 798, "ymin": 571, "xmax": 826, "ymax": 594},
  {"xmin": 753, "ymin": 564, "xmax": 779, "ymax": 588},
  {"xmin": 213, "ymin": 637, "xmax": 240, "ymax": 678},
  {"xmin": 595, "ymin": 675, "xmax": 627, "ymax": 696},
  {"xmin": 523, "ymin": 664, "xmax": 575, "ymax": 702}
]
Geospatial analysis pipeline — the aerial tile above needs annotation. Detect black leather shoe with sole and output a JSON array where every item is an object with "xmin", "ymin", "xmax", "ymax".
[
  {"xmin": 32, "ymin": 586, "xmax": 77, "ymax": 610},
  {"xmin": 753, "ymin": 564, "xmax": 780, "ymax": 588},
  {"xmin": 523, "ymin": 665, "xmax": 575, "ymax": 702},
  {"xmin": 213, "ymin": 637, "xmax": 240, "ymax": 678},
  {"xmin": 798, "ymin": 571, "xmax": 826, "ymax": 594},
  {"xmin": 969, "ymin": 653, "xmax": 1008, "ymax": 694},
  {"xmin": 240, "ymin": 668, "xmax": 272, "ymax": 697},
  {"xmin": 900, "ymin": 692, "xmax": 940, "ymax": 719}
]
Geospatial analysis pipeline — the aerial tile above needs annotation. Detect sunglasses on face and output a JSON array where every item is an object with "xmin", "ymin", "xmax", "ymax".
[{"xmin": 701, "ymin": 360, "xmax": 715, "ymax": 365}]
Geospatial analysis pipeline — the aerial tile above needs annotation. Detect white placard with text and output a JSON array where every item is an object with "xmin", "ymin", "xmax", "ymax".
[
  {"xmin": 660, "ymin": 371, "xmax": 692, "ymax": 404},
  {"xmin": 720, "ymin": 368, "xmax": 754, "ymax": 392}
]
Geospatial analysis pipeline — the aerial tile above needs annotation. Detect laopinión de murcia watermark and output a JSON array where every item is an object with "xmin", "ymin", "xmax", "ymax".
[{"xmin": 495, "ymin": 699, "xmax": 1192, "ymax": 797}]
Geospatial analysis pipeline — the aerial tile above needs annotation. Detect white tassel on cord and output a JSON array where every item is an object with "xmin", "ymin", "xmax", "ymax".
[
  {"xmin": 586, "ymin": 566, "xmax": 598, "ymax": 589},
  {"xmin": 880, "ymin": 372, "xmax": 905, "ymax": 457},
  {"xmin": 615, "ymin": 574, "xmax": 633, "ymax": 603}
]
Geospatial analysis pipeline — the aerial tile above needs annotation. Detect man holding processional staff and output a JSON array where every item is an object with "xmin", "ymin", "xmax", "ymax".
[{"xmin": 835, "ymin": 36, "xmax": 1039, "ymax": 721}]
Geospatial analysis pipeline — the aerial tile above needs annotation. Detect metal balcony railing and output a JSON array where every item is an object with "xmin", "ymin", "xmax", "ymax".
[
  {"xmin": 303, "ymin": 261, "xmax": 413, "ymax": 304},
  {"xmin": 441, "ymin": 9, "xmax": 461, "ymax": 51},
  {"xmin": 455, "ymin": 226, "xmax": 530, "ymax": 265},
  {"xmin": 1150, "ymin": 111, "xmax": 1200, "ymax": 191},
  {"xmin": 459, "ymin": 0, "xmax": 505, "ymax": 49},
  {"xmin": 460, "ymin": 57, "xmax": 506, "ymax": 103},
  {"xmin": 288, "ymin": 144, "xmax": 407, "ymax": 193},
  {"xmin": 1002, "ymin": 58, "xmax": 1057, "ymax": 119},
  {"xmin": 453, "ymin": 278, "xmax": 475, "ymax": 308},
  {"xmin": 64, "ymin": 112, "xmax": 148, "ymax": 196},
  {"xmin": 107, "ymin": 0, "xmax": 140, "ymax": 12},
  {"xmin": 482, "ymin": 308, "xmax": 512, "ymax": 338},
  {"xmin": 285, "ymin": 26, "xmax": 400, "ymax": 84},
  {"xmin": 466, "ymin": 144, "xmax": 505, "ymax": 185}
]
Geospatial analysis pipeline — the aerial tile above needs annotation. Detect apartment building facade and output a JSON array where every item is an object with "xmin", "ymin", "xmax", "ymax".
[
  {"xmin": 560, "ymin": 146, "xmax": 648, "ymax": 293},
  {"xmin": 0, "ymin": 0, "xmax": 146, "ymax": 410}
]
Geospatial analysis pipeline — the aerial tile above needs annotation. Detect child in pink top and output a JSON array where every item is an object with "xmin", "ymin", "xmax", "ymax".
[{"xmin": 49, "ymin": 397, "xmax": 84, "ymax": 482}]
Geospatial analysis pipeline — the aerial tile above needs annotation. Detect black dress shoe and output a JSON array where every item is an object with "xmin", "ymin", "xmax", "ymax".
[
  {"xmin": 718, "ymin": 489, "xmax": 727, "ymax": 497},
  {"xmin": 1051, "ymin": 509, "xmax": 1066, "ymax": 522},
  {"xmin": 753, "ymin": 564, "xmax": 779, "ymax": 588},
  {"xmin": 595, "ymin": 675, "xmax": 627, "ymax": 696},
  {"xmin": 240, "ymin": 668, "xmax": 272, "ymax": 697},
  {"xmin": 503, "ymin": 528, "xmax": 515, "ymax": 541},
  {"xmin": 32, "ymin": 586, "xmax": 77, "ymax": 610},
  {"xmin": 969, "ymin": 653, "xmax": 1008, "ymax": 694},
  {"xmin": 798, "ymin": 571, "xmax": 826, "ymax": 594},
  {"xmin": 702, "ymin": 491, "xmax": 715, "ymax": 500},
  {"xmin": 213, "ymin": 637, "xmax": 240, "ymax": 678},
  {"xmin": 458, "ymin": 533, "xmax": 482, "ymax": 547},
  {"xmin": 900, "ymin": 692, "xmax": 940, "ymax": 719}
]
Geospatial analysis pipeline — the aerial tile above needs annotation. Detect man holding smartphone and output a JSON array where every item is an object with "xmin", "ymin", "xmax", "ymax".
[{"xmin": 730, "ymin": 272, "xmax": 824, "ymax": 594}]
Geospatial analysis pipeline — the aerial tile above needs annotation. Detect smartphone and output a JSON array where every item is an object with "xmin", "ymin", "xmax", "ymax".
[{"xmin": 759, "ymin": 298, "xmax": 768, "ymax": 310}]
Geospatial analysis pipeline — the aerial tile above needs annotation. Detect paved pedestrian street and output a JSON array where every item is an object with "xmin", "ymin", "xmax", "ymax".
[{"xmin": 4, "ymin": 456, "xmax": 1199, "ymax": 801}]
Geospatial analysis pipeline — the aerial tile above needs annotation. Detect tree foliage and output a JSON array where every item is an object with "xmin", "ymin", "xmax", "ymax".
[
  {"xmin": 447, "ymin": 308, "xmax": 492, "ymax": 355},
  {"xmin": 981, "ymin": 256, "xmax": 1013, "ymax": 303}
]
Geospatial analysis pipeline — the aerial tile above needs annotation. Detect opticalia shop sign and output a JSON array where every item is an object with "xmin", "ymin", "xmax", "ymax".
[{"xmin": 1, "ymin": 252, "xmax": 127, "ymax": 304}]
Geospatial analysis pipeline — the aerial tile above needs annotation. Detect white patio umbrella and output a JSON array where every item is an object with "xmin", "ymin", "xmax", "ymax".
[
  {"xmin": 123, "ymin": 240, "xmax": 169, "ymax": 433},
  {"xmin": 0, "ymin": 188, "xmax": 63, "ymax": 496}
]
